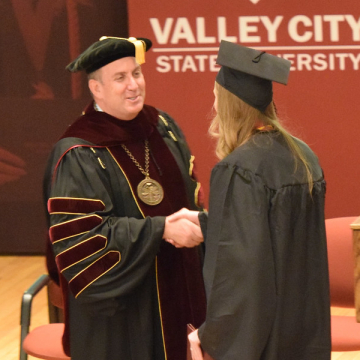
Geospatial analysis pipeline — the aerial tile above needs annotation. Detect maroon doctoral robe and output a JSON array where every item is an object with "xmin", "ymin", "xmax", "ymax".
[{"xmin": 44, "ymin": 102, "xmax": 206, "ymax": 360}]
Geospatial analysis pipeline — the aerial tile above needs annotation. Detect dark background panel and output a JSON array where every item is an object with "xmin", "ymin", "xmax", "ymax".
[{"xmin": 0, "ymin": 0, "xmax": 128, "ymax": 254}]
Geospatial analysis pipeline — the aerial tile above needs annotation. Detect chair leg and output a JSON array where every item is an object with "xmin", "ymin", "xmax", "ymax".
[{"xmin": 19, "ymin": 274, "xmax": 49, "ymax": 360}]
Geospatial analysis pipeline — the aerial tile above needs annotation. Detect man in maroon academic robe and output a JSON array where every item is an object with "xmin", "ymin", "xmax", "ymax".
[{"xmin": 44, "ymin": 36, "xmax": 206, "ymax": 360}]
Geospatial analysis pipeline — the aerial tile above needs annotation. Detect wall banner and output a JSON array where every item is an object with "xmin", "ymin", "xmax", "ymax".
[{"xmin": 129, "ymin": 0, "xmax": 360, "ymax": 218}]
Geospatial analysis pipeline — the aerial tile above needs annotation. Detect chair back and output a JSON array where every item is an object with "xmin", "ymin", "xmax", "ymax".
[
  {"xmin": 48, "ymin": 279, "xmax": 63, "ymax": 308},
  {"xmin": 47, "ymin": 278, "xmax": 64, "ymax": 323},
  {"xmin": 20, "ymin": 275, "xmax": 68, "ymax": 360},
  {"xmin": 326, "ymin": 216, "xmax": 357, "ymax": 307}
]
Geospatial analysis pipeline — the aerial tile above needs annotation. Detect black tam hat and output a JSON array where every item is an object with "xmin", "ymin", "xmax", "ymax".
[
  {"xmin": 216, "ymin": 40, "xmax": 291, "ymax": 112},
  {"xmin": 66, "ymin": 36, "xmax": 152, "ymax": 74}
]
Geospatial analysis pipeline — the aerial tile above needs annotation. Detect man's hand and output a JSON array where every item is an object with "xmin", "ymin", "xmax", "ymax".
[
  {"xmin": 163, "ymin": 215, "xmax": 203, "ymax": 248},
  {"xmin": 166, "ymin": 207, "xmax": 200, "ymax": 225}
]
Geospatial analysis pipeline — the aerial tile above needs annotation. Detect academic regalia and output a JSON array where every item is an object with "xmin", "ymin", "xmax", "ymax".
[
  {"xmin": 44, "ymin": 102, "xmax": 206, "ymax": 360},
  {"xmin": 198, "ymin": 132, "xmax": 331, "ymax": 360},
  {"xmin": 196, "ymin": 41, "xmax": 331, "ymax": 359}
]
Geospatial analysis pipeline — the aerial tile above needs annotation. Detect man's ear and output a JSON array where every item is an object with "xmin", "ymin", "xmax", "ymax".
[{"xmin": 88, "ymin": 79, "xmax": 102, "ymax": 98}]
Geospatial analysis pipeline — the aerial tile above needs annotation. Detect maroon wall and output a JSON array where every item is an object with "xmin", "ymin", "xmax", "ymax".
[
  {"xmin": 0, "ymin": 0, "xmax": 128, "ymax": 253},
  {"xmin": 1, "ymin": 0, "xmax": 359, "ymax": 253}
]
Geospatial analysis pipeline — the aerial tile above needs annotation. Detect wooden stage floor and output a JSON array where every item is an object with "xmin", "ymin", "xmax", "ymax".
[{"xmin": 0, "ymin": 255, "xmax": 359, "ymax": 360}]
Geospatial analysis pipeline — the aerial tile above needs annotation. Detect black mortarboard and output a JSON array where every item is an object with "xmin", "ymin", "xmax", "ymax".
[
  {"xmin": 66, "ymin": 36, "xmax": 152, "ymax": 74},
  {"xmin": 216, "ymin": 40, "xmax": 291, "ymax": 112}
]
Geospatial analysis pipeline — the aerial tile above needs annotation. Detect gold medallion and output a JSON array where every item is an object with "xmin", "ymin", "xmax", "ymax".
[
  {"xmin": 121, "ymin": 140, "xmax": 164, "ymax": 206},
  {"xmin": 137, "ymin": 178, "xmax": 164, "ymax": 206}
]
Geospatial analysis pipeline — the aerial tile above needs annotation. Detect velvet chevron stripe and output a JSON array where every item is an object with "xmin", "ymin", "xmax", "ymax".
[
  {"xmin": 48, "ymin": 197, "xmax": 105, "ymax": 214},
  {"xmin": 49, "ymin": 215, "xmax": 103, "ymax": 243},
  {"xmin": 69, "ymin": 251, "xmax": 121, "ymax": 298},
  {"xmin": 56, "ymin": 235, "xmax": 108, "ymax": 272}
]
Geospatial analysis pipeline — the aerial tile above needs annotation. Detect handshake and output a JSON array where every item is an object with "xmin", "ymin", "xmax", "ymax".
[{"xmin": 163, "ymin": 208, "xmax": 203, "ymax": 248}]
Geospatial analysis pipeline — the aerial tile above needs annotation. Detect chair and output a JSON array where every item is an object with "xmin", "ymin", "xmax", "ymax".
[
  {"xmin": 326, "ymin": 216, "xmax": 360, "ymax": 351},
  {"xmin": 20, "ymin": 274, "xmax": 70, "ymax": 360}
]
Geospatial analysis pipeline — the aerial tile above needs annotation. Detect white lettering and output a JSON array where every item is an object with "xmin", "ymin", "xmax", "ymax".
[
  {"xmin": 217, "ymin": 17, "xmax": 237, "ymax": 42},
  {"xmin": 194, "ymin": 55, "xmax": 208, "ymax": 71},
  {"xmin": 345, "ymin": 15, "xmax": 360, "ymax": 41},
  {"xmin": 297, "ymin": 54, "xmax": 312, "ymax": 70},
  {"xmin": 277, "ymin": 52, "xmax": 360, "ymax": 71},
  {"xmin": 261, "ymin": 16, "xmax": 283, "ymax": 42},
  {"xmin": 159, "ymin": 53, "xmax": 360, "ymax": 72},
  {"xmin": 182, "ymin": 55, "xmax": 198, "ymax": 72},
  {"xmin": 349, "ymin": 53, "xmax": 360, "ymax": 69},
  {"xmin": 155, "ymin": 55, "xmax": 221, "ymax": 72},
  {"xmin": 313, "ymin": 54, "xmax": 327, "ymax": 70},
  {"xmin": 151, "ymin": 14, "xmax": 360, "ymax": 45},
  {"xmin": 282, "ymin": 53, "xmax": 296, "ymax": 71},
  {"xmin": 288, "ymin": 15, "xmax": 313, "ymax": 42},
  {"xmin": 150, "ymin": 15, "xmax": 360, "ymax": 73},
  {"xmin": 336, "ymin": 53, "xmax": 348, "ymax": 70},
  {"xmin": 196, "ymin": 17, "xmax": 216, "ymax": 44},
  {"xmin": 149, "ymin": 18, "xmax": 174, "ymax": 45},
  {"xmin": 323, "ymin": 15, "xmax": 345, "ymax": 42},
  {"xmin": 239, "ymin": 16, "xmax": 260, "ymax": 43},
  {"xmin": 169, "ymin": 55, "xmax": 183, "ymax": 71},
  {"xmin": 150, "ymin": 14, "xmax": 359, "ymax": 45},
  {"xmin": 156, "ymin": 56, "xmax": 172, "ymax": 72},
  {"xmin": 210, "ymin": 55, "xmax": 220, "ymax": 72},
  {"xmin": 170, "ymin": 18, "xmax": 196, "ymax": 44},
  {"xmin": 314, "ymin": 15, "xmax": 323, "ymax": 42},
  {"xmin": 329, "ymin": 53, "xmax": 335, "ymax": 70}
]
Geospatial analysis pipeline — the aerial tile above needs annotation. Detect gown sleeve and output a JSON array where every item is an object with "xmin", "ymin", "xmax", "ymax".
[
  {"xmin": 47, "ymin": 145, "xmax": 165, "ymax": 306},
  {"xmin": 198, "ymin": 162, "xmax": 277, "ymax": 360}
]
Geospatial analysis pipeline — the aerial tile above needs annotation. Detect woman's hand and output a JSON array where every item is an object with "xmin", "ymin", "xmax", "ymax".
[{"xmin": 188, "ymin": 329, "xmax": 203, "ymax": 360}]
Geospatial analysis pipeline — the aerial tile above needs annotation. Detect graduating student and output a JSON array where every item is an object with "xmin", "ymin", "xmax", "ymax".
[
  {"xmin": 43, "ymin": 36, "xmax": 206, "ymax": 360},
  {"xmin": 173, "ymin": 41, "xmax": 331, "ymax": 360}
]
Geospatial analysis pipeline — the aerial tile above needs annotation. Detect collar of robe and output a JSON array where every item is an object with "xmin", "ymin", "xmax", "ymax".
[
  {"xmin": 255, "ymin": 124, "xmax": 274, "ymax": 132},
  {"xmin": 60, "ymin": 101, "xmax": 158, "ymax": 145},
  {"xmin": 254, "ymin": 120, "xmax": 274, "ymax": 132}
]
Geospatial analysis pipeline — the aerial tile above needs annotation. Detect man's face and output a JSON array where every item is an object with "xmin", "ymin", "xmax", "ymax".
[{"xmin": 94, "ymin": 57, "xmax": 146, "ymax": 120}]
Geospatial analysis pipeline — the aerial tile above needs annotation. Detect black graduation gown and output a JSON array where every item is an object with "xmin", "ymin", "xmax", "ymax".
[
  {"xmin": 198, "ymin": 131, "xmax": 331, "ymax": 360},
  {"xmin": 43, "ymin": 103, "xmax": 206, "ymax": 360}
]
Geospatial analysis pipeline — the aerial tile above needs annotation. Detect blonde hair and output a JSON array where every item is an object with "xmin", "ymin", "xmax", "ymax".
[{"xmin": 209, "ymin": 82, "xmax": 314, "ymax": 192}]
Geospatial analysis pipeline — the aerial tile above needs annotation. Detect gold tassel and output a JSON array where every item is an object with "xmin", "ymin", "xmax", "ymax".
[{"xmin": 99, "ymin": 36, "xmax": 146, "ymax": 64}]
